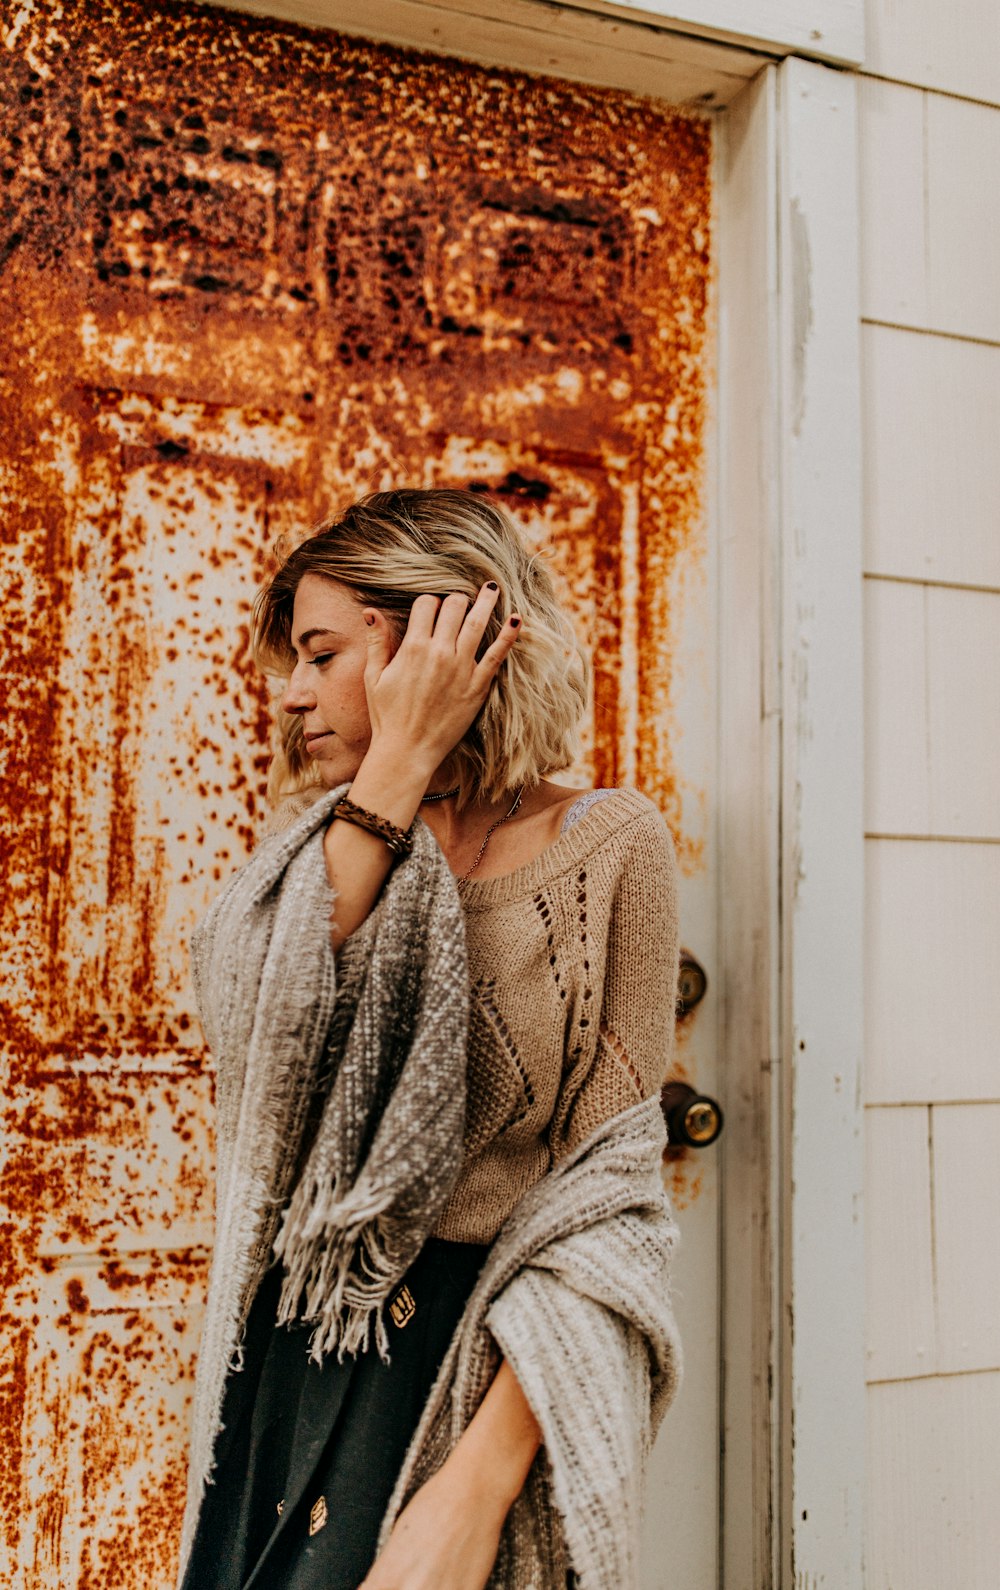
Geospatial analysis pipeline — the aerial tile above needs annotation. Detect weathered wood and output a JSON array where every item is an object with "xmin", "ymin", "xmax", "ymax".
[
  {"xmin": 716, "ymin": 62, "xmax": 781, "ymax": 1590},
  {"xmin": 867, "ymin": 0, "xmax": 1000, "ymax": 109},
  {"xmin": 926, "ymin": 94, "xmax": 1000, "ymax": 343},
  {"xmin": 777, "ymin": 54, "xmax": 865, "ymax": 1590},
  {"xmin": 926, "ymin": 588, "xmax": 1000, "ymax": 837},
  {"xmin": 859, "ymin": 77, "xmax": 928, "ymax": 326},
  {"xmin": 932, "ymin": 1104, "xmax": 1000, "ymax": 1374},
  {"xmin": 861, "ymin": 78, "xmax": 1000, "ymax": 343},
  {"xmin": 863, "ymin": 324, "xmax": 1000, "ymax": 590},
  {"xmin": 199, "ymin": 0, "xmax": 764, "ymax": 105},
  {"xmin": 868, "ymin": 1372, "xmax": 1000, "ymax": 1590},
  {"xmin": 572, "ymin": 0, "xmax": 864, "ymax": 65},
  {"xmin": 866, "ymin": 840, "xmax": 1000, "ymax": 1104},
  {"xmin": 865, "ymin": 582, "xmax": 1000, "ymax": 839},
  {"xmin": 865, "ymin": 1104, "xmax": 936, "ymax": 1382},
  {"xmin": 864, "ymin": 580, "xmax": 930, "ymax": 833}
]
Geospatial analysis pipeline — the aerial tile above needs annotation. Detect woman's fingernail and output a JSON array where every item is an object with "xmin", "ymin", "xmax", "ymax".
[
  {"xmin": 510, "ymin": 616, "xmax": 521, "ymax": 628},
  {"xmin": 486, "ymin": 580, "xmax": 498, "ymax": 591}
]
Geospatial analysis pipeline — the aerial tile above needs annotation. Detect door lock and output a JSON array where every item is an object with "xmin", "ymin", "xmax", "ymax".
[
  {"xmin": 677, "ymin": 951, "xmax": 707, "ymax": 1014},
  {"xmin": 660, "ymin": 1080, "xmax": 724, "ymax": 1148}
]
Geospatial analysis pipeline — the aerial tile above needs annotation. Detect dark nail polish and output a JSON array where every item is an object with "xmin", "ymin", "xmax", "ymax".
[
  {"xmin": 486, "ymin": 581, "xmax": 498, "ymax": 591},
  {"xmin": 510, "ymin": 616, "xmax": 521, "ymax": 627}
]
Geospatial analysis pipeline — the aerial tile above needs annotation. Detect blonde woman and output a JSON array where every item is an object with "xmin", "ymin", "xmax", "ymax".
[{"xmin": 177, "ymin": 489, "xmax": 681, "ymax": 1590}]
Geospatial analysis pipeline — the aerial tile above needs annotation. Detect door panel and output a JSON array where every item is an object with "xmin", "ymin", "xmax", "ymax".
[{"xmin": 0, "ymin": 4, "xmax": 714, "ymax": 1584}]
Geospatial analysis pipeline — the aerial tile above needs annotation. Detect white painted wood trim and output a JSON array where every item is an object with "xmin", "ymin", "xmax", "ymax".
[
  {"xmin": 716, "ymin": 62, "xmax": 782, "ymax": 1588},
  {"xmin": 201, "ymin": 0, "xmax": 865, "ymax": 81},
  {"xmin": 199, "ymin": 0, "xmax": 764, "ymax": 107},
  {"xmin": 570, "ymin": 0, "xmax": 865, "ymax": 67},
  {"xmin": 776, "ymin": 54, "xmax": 865, "ymax": 1589}
]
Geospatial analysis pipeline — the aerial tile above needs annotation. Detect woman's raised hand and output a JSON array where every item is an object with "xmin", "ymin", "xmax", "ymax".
[
  {"xmin": 321, "ymin": 584, "xmax": 521, "ymax": 951},
  {"xmin": 362, "ymin": 584, "xmax": 521, "ymax": 777}
]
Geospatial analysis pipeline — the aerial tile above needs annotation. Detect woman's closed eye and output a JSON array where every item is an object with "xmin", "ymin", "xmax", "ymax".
[{"xmin": 309, "ymin": 652, "xmax": 336, "ymax": 668}]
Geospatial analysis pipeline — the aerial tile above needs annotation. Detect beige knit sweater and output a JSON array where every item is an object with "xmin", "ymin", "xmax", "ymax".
[{"xmin": 435, "ymin": 785, "xmax": 679, "ymax": 1243}]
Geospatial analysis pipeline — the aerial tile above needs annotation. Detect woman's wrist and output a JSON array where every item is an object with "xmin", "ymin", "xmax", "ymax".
[
  {"xmin": 430, "ymin": 1449, "xmax": 521, "ymax": 1526},
  {"xmin": 345, "ymin": 740, "xmax": 438, "ymax": 834},
  {"xmin": 430, "ymin": 1358, "xmax": 542, "ymax": 1523}
]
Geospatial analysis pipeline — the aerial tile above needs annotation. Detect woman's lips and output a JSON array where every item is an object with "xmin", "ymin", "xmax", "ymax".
[{"xmin": 304, "ymin": 731, "xmax": 333, "ymax": 751}]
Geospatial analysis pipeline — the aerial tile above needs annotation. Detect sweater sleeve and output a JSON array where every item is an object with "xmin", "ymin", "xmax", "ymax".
[{"xmin": 550, "ymin": 803, "xmax": 680, "ymax": 1157}]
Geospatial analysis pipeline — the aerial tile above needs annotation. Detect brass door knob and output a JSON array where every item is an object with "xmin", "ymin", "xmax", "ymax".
[
  {"xmin": 660, "ymin": 1080, "xmax": 724, "ymax": 1148},
  {"xmin": 677, "ymin": 952, "xmax": 708, "ymax": 1014}
]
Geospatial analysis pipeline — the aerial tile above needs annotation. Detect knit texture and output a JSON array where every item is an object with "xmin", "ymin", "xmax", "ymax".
[
  {"xmin": 379, "ymin": 1094, "xmax": 682, "ymax": 1590},
  {"xmin": 436, "ymin": 786, "xmax": 680, "ymax": 1242},
  {"xmin": 178, "ymin": 786, "xmax": 469, "ymax": 1580}
]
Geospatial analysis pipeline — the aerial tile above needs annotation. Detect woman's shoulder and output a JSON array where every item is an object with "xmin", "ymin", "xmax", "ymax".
[
  {"xmin": 553, "ymin": 785, "xmax": 676, "ymax": 879},
  {"xmin": 560, "ymin": 783, "xmax": 673, "ymax": 837}
]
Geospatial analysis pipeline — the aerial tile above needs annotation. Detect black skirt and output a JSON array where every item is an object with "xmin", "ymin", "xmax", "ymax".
[{"xmin": 181, "ymin": 1237, "xmax": 491, "ymax": 1590}]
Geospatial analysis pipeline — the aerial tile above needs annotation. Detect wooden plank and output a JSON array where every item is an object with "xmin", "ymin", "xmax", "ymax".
[
  {"xmin": 932, "ymin": 1105, "xmax": 1000, "ymax": 1373},
  {"xmin": 863, "ymin": 324, "xmax": 1000, "ymax": 590},
  {"xmin": 861, "ymin": 84, "xmax": 1000, "ymax": 344},
  {"xmin": 865, "ymin": 1106, "xmax": 936, "ymax": 1383},
  {"xmin": 863, "ymin": 580, "xmax": 929, "ymax": 835},
  {"xmin": 858, "ymin": 78, "xmax": 928, "ymax": 328},
  {"xmin": 716, "ymin": 63, "xmax": 781, "ymax": 1590},
  {"xmin": 926, "ymin": 587, "xmax": 1000, "ymax": 838},
  {"xmin": 866, "ymin": 840, "xmax": 1000, "ymax": 1104},
  {"xmin": 204, "ymin": 0, "xmax": 867, "ymax": 71},
  {"xmin": 199, "ymin": 0, "xmax": 763, "ymax": 107},
  {"xmin": 777, "ymin": 55, "xmax": 865, "ymax": 1590},
  {"xmin": 572, "ymin": 0, "xmax": 865, "ymax": 65},
  {"xmin": 926, "ymin": 94, "xmax": 1000, "ymax": 344},
  {"xmin": 867, "ymin": 0, "xmax": 1000, "ymax": 110},
  {"xmin": 867, "ymin": 1373, "xmax": 1000, "ymax": 1590},
  {"xmin": 865, "ymin": 583, "xmax": 1000, "ymax": 839}
]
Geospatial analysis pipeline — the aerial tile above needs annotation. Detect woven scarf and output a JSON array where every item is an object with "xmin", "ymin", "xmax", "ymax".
[
  {"xmin": 178, "ymin": 786, "xmax": 469, "ymax": 1574},
  {"xmin": 379, "ymin": 1095, "xmax": 682, "ymax": 1590}
]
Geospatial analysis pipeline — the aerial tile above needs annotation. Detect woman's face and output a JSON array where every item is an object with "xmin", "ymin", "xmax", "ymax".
[{"xmin": 281, "ymin": 573, "xmax": 382, "ymax": 788}]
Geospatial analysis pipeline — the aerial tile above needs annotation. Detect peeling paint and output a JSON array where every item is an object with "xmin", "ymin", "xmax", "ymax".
[
  {"xmin": 1, "ymin": 1, "xmax": 712, "ymax": 1579},
  {"xmin": 791, "ymin": 197, "xmax": 813, "ymax": 437}
]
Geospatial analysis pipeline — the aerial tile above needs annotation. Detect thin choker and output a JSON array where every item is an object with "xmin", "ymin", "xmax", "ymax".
[{"xmin": 420, "ymin": 786, "xmax": 460, "ymax": 802}]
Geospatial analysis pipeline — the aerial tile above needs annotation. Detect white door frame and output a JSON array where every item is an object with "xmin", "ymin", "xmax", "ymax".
[
  {"xmin": 718, "ymin": 56, "xmax": 865, "ymax": 1588},
  {"xmin": 775, "ymin": 54, "xmax": 864, "ymax": 1590},
  {"xmin": 199, "ymin": 6, "xmax": 867, "ymax": 1584}
]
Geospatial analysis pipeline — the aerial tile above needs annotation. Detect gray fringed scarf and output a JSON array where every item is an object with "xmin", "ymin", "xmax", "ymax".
[
  {"xmin": 178, "ymin": 786, "xmax": 469, "ymax": 1574},
  {"xmin": 380, "ymin": 1095, "xmax": 682, "ymax": 1589}
]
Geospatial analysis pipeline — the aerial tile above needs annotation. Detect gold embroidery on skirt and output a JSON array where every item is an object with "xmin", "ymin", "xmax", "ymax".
[{"xmin": 389, "ymin": 1284, "xmax": 416, "ymax": 1328}]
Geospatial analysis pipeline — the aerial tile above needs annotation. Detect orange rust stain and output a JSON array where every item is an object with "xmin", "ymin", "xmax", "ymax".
[{"xmin": 1, "ymin": 0, "xmax": 711, "ymax": 1578}]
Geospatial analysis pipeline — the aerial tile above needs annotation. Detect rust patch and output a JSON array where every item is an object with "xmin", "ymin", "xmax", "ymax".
[{"xmin": 1, "ymin": 0, "xmax": 712, "ymax": 1578}]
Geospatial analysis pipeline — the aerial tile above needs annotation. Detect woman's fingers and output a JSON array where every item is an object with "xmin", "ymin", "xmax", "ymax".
[
  {"xmin": 448, "ymin": 581, "xmax": 502, "ymax": 655},
  {"xmin": 402, "ymin": 584, "xmax": 507, "ymax": 660},
  {"xmin": 473, "ymin": 613, "xmax": 522, "ymax": 684},
  {"xmin": 405, "ymin": 591, "xmax": 444, "ymax": 642},
  {"xmin": 431, "ymin": 588, "xmax": 481, "ymax": 649}
]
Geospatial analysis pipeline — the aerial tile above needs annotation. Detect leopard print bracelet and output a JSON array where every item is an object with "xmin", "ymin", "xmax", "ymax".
[{"xmin": 331, "ymin": 796, "xmax": 415, "ymax": 858}]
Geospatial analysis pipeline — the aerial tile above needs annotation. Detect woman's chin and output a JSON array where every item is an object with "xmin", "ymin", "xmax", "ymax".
[{"xmin": 317, "ymin": 760, "xmax": 361, "ymax": 790}]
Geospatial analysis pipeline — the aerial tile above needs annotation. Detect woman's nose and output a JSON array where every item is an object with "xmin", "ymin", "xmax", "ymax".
[{"xmin": 281, "ymin": 664, "xmax": 316, "ymax": 715}]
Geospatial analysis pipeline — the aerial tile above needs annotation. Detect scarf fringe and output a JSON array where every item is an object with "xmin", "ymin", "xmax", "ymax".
[{"xmin": 272, "ymin": 1177, "xmax": 412, "ymax": 1363}]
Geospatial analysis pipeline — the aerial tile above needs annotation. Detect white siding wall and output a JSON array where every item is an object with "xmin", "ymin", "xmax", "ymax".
[{"xmin": 860, "ymin": 9, "xmax": 1000, "ymax": 1584}]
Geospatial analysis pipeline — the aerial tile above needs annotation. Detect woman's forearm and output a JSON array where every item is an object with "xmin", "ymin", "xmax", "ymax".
[
  {"xmin": 433, "ymin": 1356, "xmax": 542, "ymax": 1518},
  {"xmin": 358, "ymin": 1356, "xmax": 540, "ymax": 1589},
  {"xmin": 323, "ymin": 742, "xmax": 434, "ymax": 951}
]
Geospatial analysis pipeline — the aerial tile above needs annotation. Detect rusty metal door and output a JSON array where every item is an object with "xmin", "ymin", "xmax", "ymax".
[{"xmin": 0, "ymin": 3, "xmax": 716, "ymax": 1584}]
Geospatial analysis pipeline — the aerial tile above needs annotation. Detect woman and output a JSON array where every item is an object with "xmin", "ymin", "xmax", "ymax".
[{"xmin": 177, "ymin": 489, "xmax": 681, "ymax": 1590}]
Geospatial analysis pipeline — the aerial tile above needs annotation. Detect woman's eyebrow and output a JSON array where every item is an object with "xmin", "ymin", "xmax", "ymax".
[{"xmin": 295, "ymin": 626, "xmax": 348, "ymax": 648}]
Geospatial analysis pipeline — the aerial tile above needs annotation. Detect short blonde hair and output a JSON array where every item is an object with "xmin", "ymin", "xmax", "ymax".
[{"xmin": 252, "ymin": 488, "xmax": 591, "ymax": 814}]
